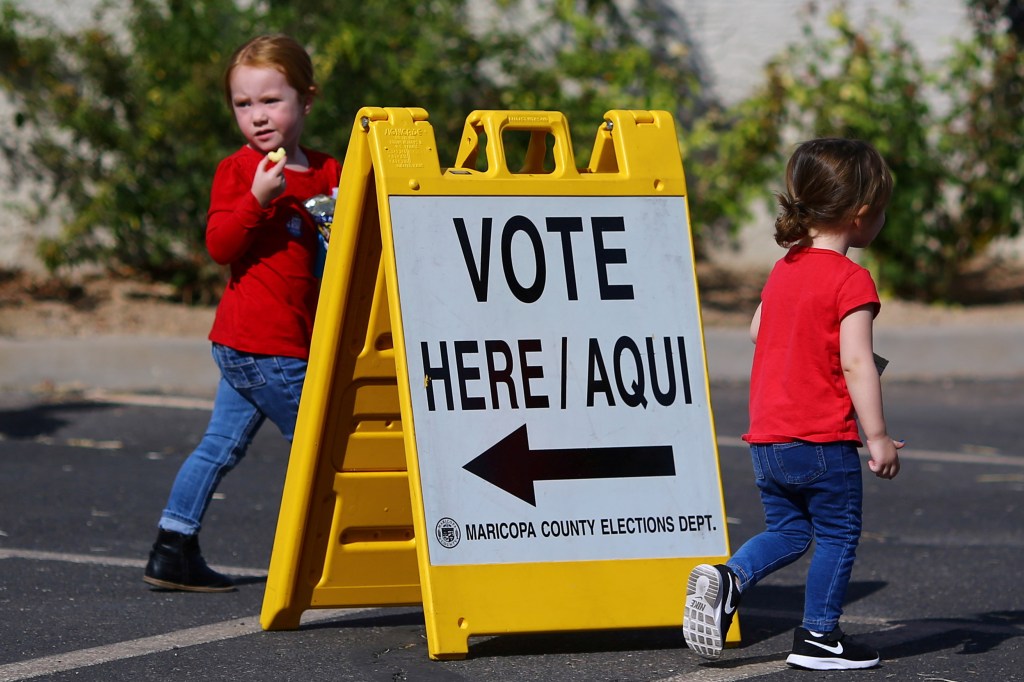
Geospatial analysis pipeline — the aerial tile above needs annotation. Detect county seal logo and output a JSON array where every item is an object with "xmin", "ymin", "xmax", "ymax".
[{"xmin": 435, "ymin": 517, "xmax": 460, "ymax": 548}]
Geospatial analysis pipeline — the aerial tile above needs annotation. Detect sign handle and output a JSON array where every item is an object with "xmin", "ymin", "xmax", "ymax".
[{"xmin": 451, "ymin": 110, "xmax": 578, "ymax": 178}]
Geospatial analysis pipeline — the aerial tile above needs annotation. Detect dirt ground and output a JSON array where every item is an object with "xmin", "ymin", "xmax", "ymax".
[
  {"xmin": 0, "ymin": 271, "xmax": 216, "ymax": 338},
  {"xmin": 1, "ymin": 259, "xmax": 1023, "ymax": 339}
]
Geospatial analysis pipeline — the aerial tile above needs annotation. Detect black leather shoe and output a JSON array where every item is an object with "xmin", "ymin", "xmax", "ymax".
[{"xmin": 143, "ymin": 529, "xmax": 235, "ymax": 592}]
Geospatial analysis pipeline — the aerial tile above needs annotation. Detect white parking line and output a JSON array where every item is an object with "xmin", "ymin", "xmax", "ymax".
[
  {"xmin": 0, "ymin": 548, "xmax": 265, "ymax": 577},
  {"xmin": 0, "ymin": 608, "xmax": 364, "ymax": 682},
  {"xmin": 0, "ymin": 548, "xmax": 358, "ymax": 681},
  {"xmin": 656, "ymin": 660, "xmax": 790, "ymax": 681},
  {"xmin": 84, "ymin": 389, "xmax": 214, "ymax": 411}
]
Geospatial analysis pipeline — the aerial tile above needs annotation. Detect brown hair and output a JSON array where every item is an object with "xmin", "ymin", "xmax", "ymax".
[
  {"xmin": 223, "ymin": 34, "xmax": 317, "ymax": 105},
  {"xmin": 774, "ymin": 138, "xmax": 893, "ymax": 247}
]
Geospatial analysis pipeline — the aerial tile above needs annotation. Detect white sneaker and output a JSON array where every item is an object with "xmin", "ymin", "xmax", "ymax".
[{"xmin": 682, "ymin": 563, "xmax": 739, "ymax": 659}]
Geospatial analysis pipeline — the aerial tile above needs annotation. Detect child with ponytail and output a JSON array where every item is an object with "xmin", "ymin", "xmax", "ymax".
[{"xmin": 683, "ymin": 138, "xmax": 903, "ymax": 670}]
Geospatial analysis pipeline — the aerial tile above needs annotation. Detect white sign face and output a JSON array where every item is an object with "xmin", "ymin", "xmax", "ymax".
[{"xmin": 389, "ymin": 195, "xmax": 727, "ymax": 566}]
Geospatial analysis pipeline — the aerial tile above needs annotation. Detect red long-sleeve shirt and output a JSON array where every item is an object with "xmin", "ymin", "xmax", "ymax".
[{"xmin": 206, "ymin": 145, "xmax": 342, "ymax": 360}]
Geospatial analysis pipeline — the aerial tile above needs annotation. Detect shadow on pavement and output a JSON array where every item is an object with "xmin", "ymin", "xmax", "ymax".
[
  {"xmin": 872, "ymin": 610, "xmax": 1024, "ymax": 659},
  {"xmin": 300, "ymin": 610, "xmax": 427, "ymax": 632},
  {"xmin": 731, "ymin": 580, "xmax": 889, "ymax": 646},
  {"xmin": 469, "ymin": 627, "xmax": 683, "ymax": 657},
  {"xmin": 0, "ymin": 399, "xmax": 118, "ymax": 440}
]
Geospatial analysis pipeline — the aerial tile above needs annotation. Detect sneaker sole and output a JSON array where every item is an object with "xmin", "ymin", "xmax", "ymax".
[
  {"xmin": 143, "ymin": 574, "xmax": 235, "ymax": 593},
  {"xmin": 682, "ymin": 564, "xmax": 725, "ymax": 659},
  {"xmin": 786, "ymin": 653, "xmax": 880, "ymax": 670}
]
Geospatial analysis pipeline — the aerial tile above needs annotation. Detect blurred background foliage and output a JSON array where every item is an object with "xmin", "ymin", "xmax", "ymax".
[
  {"xmin": 0, "ymin": 0, "xmax": 1021, "ymax": 302},
  {"xmin": 694, "ymin": 0, "xmax": 1024, "ymax": 300}
]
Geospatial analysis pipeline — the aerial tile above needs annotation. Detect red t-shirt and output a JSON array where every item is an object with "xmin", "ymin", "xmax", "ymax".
[
  {"xmin": 743, "ymin": 247, "xmax": 880, "ymax": 445},
  {"xmin": 206, "ymin": 145, "xmax": 342, "ymax": 360}
]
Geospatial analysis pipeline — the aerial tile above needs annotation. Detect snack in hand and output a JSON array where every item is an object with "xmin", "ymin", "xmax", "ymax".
[{"xmin": 267, "ymin": 147, "xmax": 286, "ymax": 163}]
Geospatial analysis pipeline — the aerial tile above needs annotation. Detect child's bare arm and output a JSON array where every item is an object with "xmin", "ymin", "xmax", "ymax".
[
  {"xmin": 750, "ymin": 303, "xmax": 762, "ymax": 344},
  {"xmin": 840, "ymin": 306, "xmax": 903, "ymax": 479}
]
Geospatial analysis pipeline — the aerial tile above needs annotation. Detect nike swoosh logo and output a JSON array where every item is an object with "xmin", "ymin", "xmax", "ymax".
[
  {"xmin": 723, "ymin": 586, "xmax": 736, "ymax": 615},
  {"xmin": 805, "ymin": 639, "xmax": 844, "ymax": 655}
]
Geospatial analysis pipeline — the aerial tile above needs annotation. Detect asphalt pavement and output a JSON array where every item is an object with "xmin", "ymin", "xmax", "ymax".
[
  {"xmin": 1, "ymin": 377, "xmax": 1022, "ymax": 681},
  {"xmin": 0, "ymin": 317, "xmax": 1022, "ymax": 681}
]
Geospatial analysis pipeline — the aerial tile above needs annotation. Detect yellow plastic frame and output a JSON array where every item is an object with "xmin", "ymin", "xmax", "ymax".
[{"xmin": 260, "ymin": 108, "xmax": 736, "ymax": 660}]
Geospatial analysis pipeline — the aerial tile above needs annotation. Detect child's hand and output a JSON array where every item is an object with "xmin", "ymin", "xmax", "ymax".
[
  {"xmin": 252, "ymin": 151, "xmax": 287, "ymax": 207},
  {"xmin": 866, "ymin": 436, "xmax": 904, "ymax": 480}
]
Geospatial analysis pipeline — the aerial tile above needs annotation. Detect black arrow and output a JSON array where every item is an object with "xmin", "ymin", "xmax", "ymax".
[{"xmin": 462, "ymin": 424, "xmax": 676, "ymax": 506}]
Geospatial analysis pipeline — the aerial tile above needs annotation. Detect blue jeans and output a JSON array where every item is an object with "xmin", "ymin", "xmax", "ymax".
[
  {"xmin": 727, "ymin": 441, "xmax": 864, "ymax": 632},
  {"xmin": 159, "ymin": 344, "xmax": 307, "ymax": 535}
]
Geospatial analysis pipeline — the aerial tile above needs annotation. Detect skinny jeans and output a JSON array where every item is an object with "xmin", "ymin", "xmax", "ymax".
[
  {"xmin": 159, "ymin": 344, "xmax": 306, "ymax": 535},
  {"xmin": 726, "ymin": 441, "xmax": 864, "ymax": 632}
]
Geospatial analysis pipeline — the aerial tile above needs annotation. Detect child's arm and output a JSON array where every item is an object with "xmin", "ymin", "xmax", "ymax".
[
  {"xmin": 750, "ymin": 303, "xmax": 762, "ymax": 344},
  {"xmin": 840, "ymin": 305, "xmax": 903, "ymax": 479},
  {"xmin": 207, "ymin": 155, "xmax": 287, "ymax": 264}
]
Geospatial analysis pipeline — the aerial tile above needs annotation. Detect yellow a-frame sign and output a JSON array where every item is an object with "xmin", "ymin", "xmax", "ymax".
[{"xmin": 260, "ymin": 107, "xmax": 736, "ymax": 659}]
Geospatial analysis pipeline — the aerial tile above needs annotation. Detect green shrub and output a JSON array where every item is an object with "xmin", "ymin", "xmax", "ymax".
[{"xmin": 0, "ymin": 0, "xmax": 706, "ymax": 301}]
